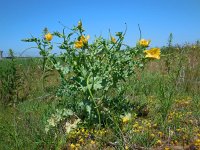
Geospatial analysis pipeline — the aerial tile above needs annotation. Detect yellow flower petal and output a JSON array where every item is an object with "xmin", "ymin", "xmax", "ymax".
[
  {"xmin": 75, "ymin": 35, "xmax": 90, "ymax": 48},
  {"xmin": 144, "ymin": 48, "xmax": 161, "ymax": 59},
  {"xmin": 44, "ymin": 33, "xmax": 53, "ymax": 41},
  {"xmin": 80, "ymin": 35, "xmax": 90, "ymax": 43},
  {"xmin": 70, "ymin": 143, "xmax": 76, "ymax": 149},
  {"xmin": 74, "ymin": 40, "xmax": 84, "ymax": 48}
]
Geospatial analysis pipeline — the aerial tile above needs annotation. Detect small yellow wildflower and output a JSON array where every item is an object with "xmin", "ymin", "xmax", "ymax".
[
  {"xmin": 81, "ymin": 128, "xmax": 85, "ymax": 133},
  {"xmin": 152, "ymin": 123, "xmax": 157, "ymax": 127},
  {"xmin": 139, "ymin": 39, "xmax": 151, "ymax": 47},
  {"xmin": 176, "ymin": 128, "xmax": 181, "ymax": 132},
  {"xmin": 133, "ymin": 123, "xmax": 139, "ymax": 128},
  {"xmin": 111, "ymin": 36, "xmax": 116, "ymax": 43},
  {"xmin": 156, "ymin": 139, "xmax": 162, "ymax": 145},
  {"xmin": 125, "ymin": 145, "xmax": 129, "ymax": 149},
  {"xmin": 44, "ymin": 33, "xmax": 53, "ymax": 41},
  {"xmin": 173, "ymin": 140, "xmax": 178, "ymax": 145},
  {"xmin": 91, "ymin": 140, "xmax": 95, "ymax": 144},
  {"xmin": 150, "ymin": 133, "xmax": 155, "ymax": 138},
  {"xmin": 79, "ymin": 138, "xmax": 84, "ymax": 144},
  {"xmin": 70, "ymin": 143, "xmax": 76, "ymax": 149},
  {"xmin": 146, "ymin": 123, "xmax": 151, "ymax": 128},
  {"xmin": 138, "ymin": 126, "xmax": 143, "ymax": 130},
  {"xmin": 133, "ymin": 129, "xmax": 140, "ymax": 133},
  {"xmin": 194, "ymin": 139, "xmax": 200, "ymax": 146},
  {"xmin": 158, "ymin": 131, "xmax": 163, "ymax": 137},
  {"xmin": 122, "ymin": 113, "xmax": 131, "ymax": 123},
  {"xmin": 144, "ymin": 48, "xmax": 161, "ymax": 59},
  {"xmin": 197, "ymin": 133, "xmax": 200, "ymax": 138},
  {"xmin": 164, "ymin": 147, "xmax": 170, "ymax": 150}
]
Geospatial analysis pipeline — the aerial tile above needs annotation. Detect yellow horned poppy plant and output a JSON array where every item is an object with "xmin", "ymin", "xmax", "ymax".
[
  {"xmin": 44, "ymin": 33, "xmax": 53, "ymax": 41},
  {"xmin": 139, "ymin": 39, "xmax": 151, "ymax": 47},
  {"xmin": 144, "ymin": 48, "xmax": 161, "ymax": 59}
]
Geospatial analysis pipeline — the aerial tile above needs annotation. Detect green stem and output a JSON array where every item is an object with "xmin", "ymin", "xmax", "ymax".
[
  {"xmin": 108, "ymin": 113, "xmax": 126, "ymax": 149},
  {"xmin": 13, "ymin": 103, "xmax": 19, "ymax": 150},
  {"xmin": 86, "ymin": 74, "xmax": 101, "ymax": 127},
  {"xmin": 42, "ymin": 56, "xmax": 46, "ymax": 91}
]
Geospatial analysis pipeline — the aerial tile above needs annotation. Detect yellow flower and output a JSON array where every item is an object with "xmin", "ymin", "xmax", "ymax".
[
  {"xmin": 81, "ymin": 128, "xmax": 85, "ymax": 133},
  {"xmin": 90, "ymin": 140, "xmax": 95, "ymax": 144},
  {"xmin": 133, "ymin": 122, "xmax": 139, "ymax": 128},
  {"xmin": 156, "ymin": 139, "xmax": 162, "ymax": 145},
  {"xmin": 70, "ymin": 143, "xmax": 76, "ymax": 149},
  {"xmin": 122, "ymin": 117, "xmax": 129, "ymax": 123},
  {"xmin": 194, "ymin": 139, "xmax": 200, "ymax": 146},
  {"xmin": 150, "ymin": 133, "xmax": 155, "ymax": 137},
  {"xmin": 122, "ymin": 113, "xmax": 131, "ymax": 123},
  {"xmin": 44, "ymin": 33, "xmax": 53, "ymax": 41},
  {"xmin": 80, "ymin": 35, "xmax": 90, "ymax": 44},
  {"xmin": 139, "ymin": 39, "xmax": 151, "ymax": 47},
  {"xmin": 133, "ymin": 129, "xmax": 140, "ymax": 133},
  {"xmin": 176, "ymin": 128, "xmax": 181, "ymax": 132},
  {"xmin": 158, "ymin": 131, "xmax": 163, "ymax": 137},
  {"xmin": 125, "ymin": 145, "xmax": 129, "ymax": 149},
  {"xmin": 74, "ymin": 35, "xmax": 90, "ymax": 48},
  {"xmin": 79, "ymin": 138, "xmax": 84, "ymax": 144},
  {"xmin": 173, "ymin": 140, "xmax": 178, "ymax": 145},
  {"xmin": 111, "ymin": 36, "xmax": 116, "ymax": 43},
  {"xmin": 144, "ymin": 48, "xmax": 161, "ymax": 59}
]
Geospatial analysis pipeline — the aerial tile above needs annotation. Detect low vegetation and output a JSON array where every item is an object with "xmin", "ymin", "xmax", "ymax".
[{"xmin": 0, "ymin": 22, "xmax": 200, "ymax": 150}]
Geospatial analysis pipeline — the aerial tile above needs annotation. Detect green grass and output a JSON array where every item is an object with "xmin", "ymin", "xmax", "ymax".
[{"xmin": 0, "ymin": 43, "xmax": 200, "ymax": 150}]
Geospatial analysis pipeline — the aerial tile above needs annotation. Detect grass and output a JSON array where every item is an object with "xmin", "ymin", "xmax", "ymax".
[{"xmin": 0, "ymin": 42, "xmax": 200, "ymax": 150}]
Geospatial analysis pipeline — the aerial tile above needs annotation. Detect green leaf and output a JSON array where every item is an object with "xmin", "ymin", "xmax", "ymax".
[
  {"xmin": 86, "ymin": 105, "xmax": 91, "ymax": 115},
  {"xmin": 93, "ymin": 77, "xmax": 103, "ymax": 91},
  {"xmin": 62, "ymin": 109, "xmax": 73, "ymax": 116}
]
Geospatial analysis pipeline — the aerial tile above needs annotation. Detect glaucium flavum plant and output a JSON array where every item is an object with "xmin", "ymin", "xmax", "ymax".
[{"xmin": 23, "ymin": 21, "xmax": 160, "ymax": 132}]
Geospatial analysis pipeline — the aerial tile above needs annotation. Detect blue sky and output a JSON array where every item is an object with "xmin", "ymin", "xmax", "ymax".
[{"xmin": 0, "ymin": 0, "xmax": 200, "ymax": 56}]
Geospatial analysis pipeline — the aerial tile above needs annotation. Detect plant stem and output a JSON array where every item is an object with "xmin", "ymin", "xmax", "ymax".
[{"xmin": 87, "ymin": 74, "xmax": 101, "ymax": 128}]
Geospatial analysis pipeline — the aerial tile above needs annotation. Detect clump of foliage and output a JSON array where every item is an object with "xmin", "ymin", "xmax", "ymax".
[
  {"xmin": 0, "ymin": 49, "xmax": 24, "ymax": 106},
  {"xmin": 23, "ymin": 21, "xmax": 160, "ymax": 133}
]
